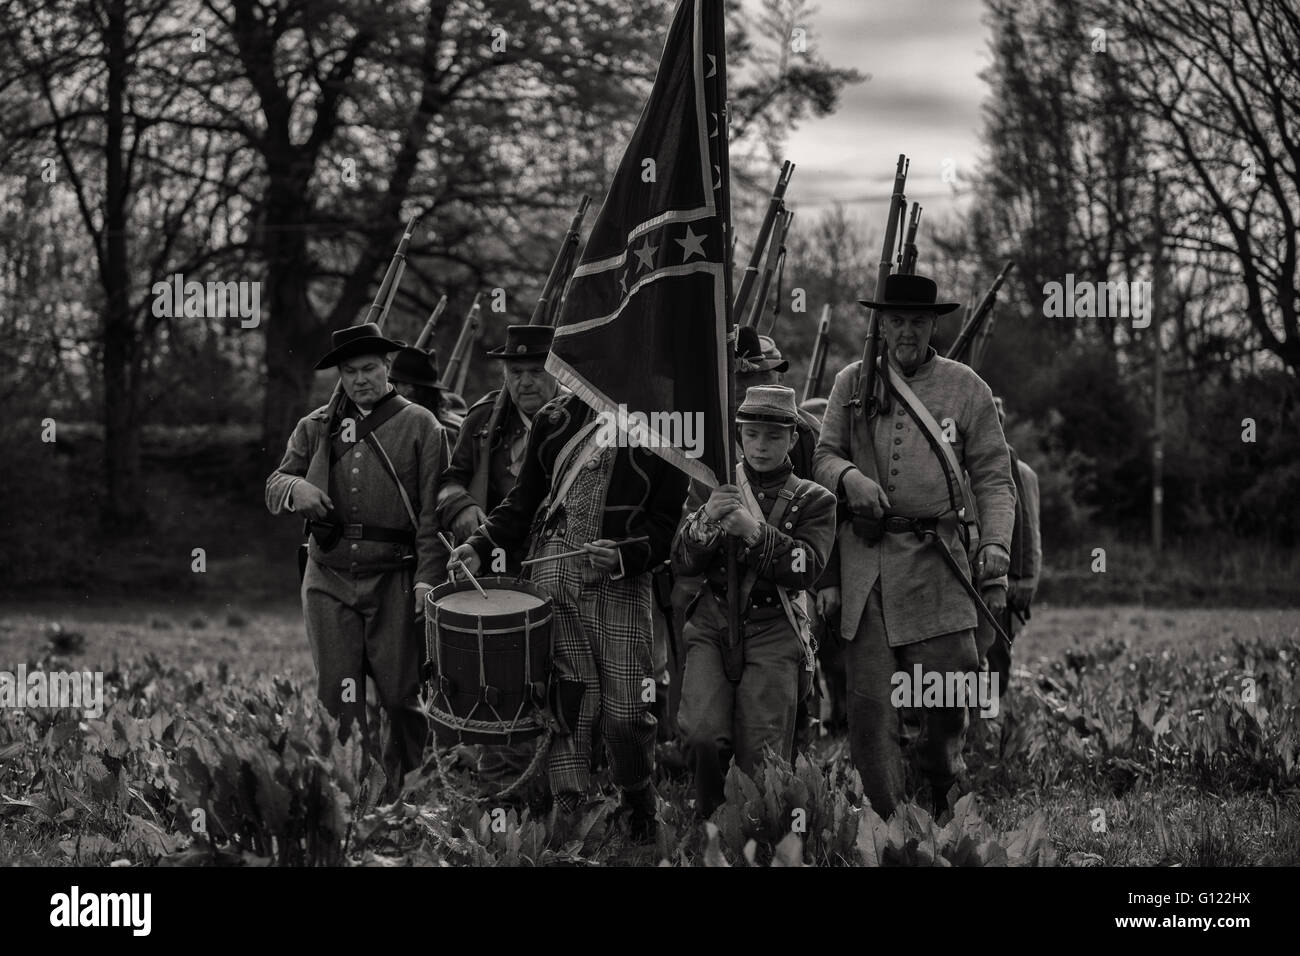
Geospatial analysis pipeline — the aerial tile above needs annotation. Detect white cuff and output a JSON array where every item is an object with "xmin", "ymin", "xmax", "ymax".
[{"xmin": 284, "ymin": 478, "xmax": 302, "ymax": 512}]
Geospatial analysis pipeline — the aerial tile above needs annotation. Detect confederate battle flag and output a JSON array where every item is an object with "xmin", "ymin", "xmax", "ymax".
[{"xmin": 545, "ymin": 0, "xmax": 731, "ymax": 488}]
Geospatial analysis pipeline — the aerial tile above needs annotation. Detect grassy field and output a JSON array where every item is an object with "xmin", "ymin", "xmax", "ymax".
[{"xmin": 1, "ymin": 599, "xmax": 1297, "ymax": 866}]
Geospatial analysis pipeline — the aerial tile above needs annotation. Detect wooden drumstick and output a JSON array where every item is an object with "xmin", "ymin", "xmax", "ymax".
[
  {"xmin": 519, "ymin": 535, "xmax": 650, "ymax": 567},
  {"xmin": 439, "ymin": 531, "xmax": 488, "ymax": 599}
]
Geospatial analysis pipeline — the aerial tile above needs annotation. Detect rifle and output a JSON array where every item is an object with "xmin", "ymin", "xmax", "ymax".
[
  {"xmin": 304, "ymin": 212, "xmax": 422, "ymax": 494},
  {"xmin": 465, "ymin": 197, "xmax": 592, "ymax": 515},
  {"xmin": 745, "ymin": 205, "xmax": 793, "ymax": 329},
  {"xmin": 440, "ymin": 292, "xmax": 481, "ymax": 393},
  {"xmin": 849, "ymin": 154, "xmax": 909, "ymax": 417},
  {"xmin": 900, "ymin": 203, "xmax": 922, "ymax": 275},
  {"xmin": 529, "ymin": 195, "xmax": 590, "ymax": 327},
  {"xmin": 802, "ymin": 303, "xmax": 831, "ymax": 403},
  {"xmin": 946, "ymin": 259, "xmax": 1014, "ymax": 365},
  {"xmin": 413, "ymin": 294, "xmax": 447, "ymax": 350},
  {"xmin": 733, "ymin": 160, "xmax": 795, "ymax": 323}
]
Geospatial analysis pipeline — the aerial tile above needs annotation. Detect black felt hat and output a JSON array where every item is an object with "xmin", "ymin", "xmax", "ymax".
[
  {"xmin": 388, "ymin": 346, "xmax": 445, "ymax": 389},
  {"xmin": 857, "ymin": 274, "xmax": 960, "ymax": 315},
  {"xmin": 315, "ymin": 322, "xmax": 405, "ymax": 369}
]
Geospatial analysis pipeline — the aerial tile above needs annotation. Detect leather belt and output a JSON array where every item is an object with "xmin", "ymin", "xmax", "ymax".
[{"xmin": 340, "ymin": 523, "xmax": 415, "ymax": 546}]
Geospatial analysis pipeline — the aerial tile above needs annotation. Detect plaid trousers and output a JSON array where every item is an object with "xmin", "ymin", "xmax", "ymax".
[{"xmin": 527, "ymin": 442, "xmax": 657, "ymax": 802}]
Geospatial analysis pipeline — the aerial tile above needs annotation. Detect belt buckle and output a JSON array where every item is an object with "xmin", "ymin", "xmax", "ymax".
[{"xmin": 342, "ymin": 523, "xmax": 363, "ymax": 539}]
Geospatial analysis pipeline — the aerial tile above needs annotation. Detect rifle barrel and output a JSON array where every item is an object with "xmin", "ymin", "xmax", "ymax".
[
  {"xmin": 414, "ymin": 294, "xmax": 448, "ymax": 349},
  {"xmin": 441, "ymin": 292, "xmax": 482, "ymax": 391},
  {"xmin": 851, "ymin": 154, "xmax": 909, "ymax": 414},
  {"xmin": 745, "ymin": 205, "xmax": 793, "ymax": 328},
  {"xmin": 531, "ymin": 195, "xmax": 591, "ymax": 327},
  {"xmin": 802, "ymin": 303, "xmax": 831, "ymax": 403},
  {"xmin": 946, "ymin": 259, "xmax": 1014, "ymax": 363},
  {"xmin": 732, "ymin": 160, "xmax": 795, "ymax": 323}
]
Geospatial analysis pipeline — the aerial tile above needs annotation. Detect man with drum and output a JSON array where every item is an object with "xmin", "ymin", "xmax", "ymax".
[
  {"xmin": 447, "ymin": 391, "xmax": 688, "ymax": 842},
  {"xmin": 266, "ymin": 323, "xmax": 446, "ymax": 799},
  {"xmin": 436, "ymin": 326, "xmax": 561, "ymax": 547},
  {"xmin": 435, "ymin": 325, "xmax": 560, "ymax": 787}
]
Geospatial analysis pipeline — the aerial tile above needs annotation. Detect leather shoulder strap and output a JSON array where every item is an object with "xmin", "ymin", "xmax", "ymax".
[{"xmin": 888, "ymin": 374, "xmax": 975, "ymax": 520}]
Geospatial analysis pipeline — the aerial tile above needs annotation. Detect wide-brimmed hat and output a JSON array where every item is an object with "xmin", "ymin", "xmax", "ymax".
[
  {"xmin": 389, "ymin": 346, "xmax": 445, "ymax": 389},
  {"xmin": 736, "ymin": 325, "xmax": 788, "ymax": 374},
  {"xmin": 315, "ymin": 322, "xmax": 405, "ymax": 369},
  {"xmin": 735, "ymin": 384, "xmax": 800, "ymax": 427},
  {"xmin": 487, "ymin": 325, "xmax": 554, "ymax": 360},
  {"xmin": 858, "ymin": 273, "xmax": 960, "ymax": 315}
]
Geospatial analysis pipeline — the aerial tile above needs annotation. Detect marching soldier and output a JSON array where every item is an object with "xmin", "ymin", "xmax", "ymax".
[
  {"xmin": 813, "ymin": 274, "xmax": 1016, "ymax": 819},
  {"xmin": 436, "ymin": 326, "xmax": 560, "ymax": 546},
  {"xmin": 448, "ymin": 390, "xmax": 688, "ymax": 842},
  {"xmin": 434, "ymin": 325, "xmax": 560, "ymax": 788},
  {"xmin": 737, "ymin": 326, "xmax": 841, "ymax": 747},
  {"xmin": 389, "ymin": 345, "xmax": 465, "ymax": 445},
  {"xmin": 265, "ymin": 323, "xmax": 446, "ymax": 798},
  {"xmin": 976, "ymin": 396, "xmax": 1041, "ymax": 693},
  {"xmin": 672, "ymin": 385, "xmax": 836, "ymax": 816}
]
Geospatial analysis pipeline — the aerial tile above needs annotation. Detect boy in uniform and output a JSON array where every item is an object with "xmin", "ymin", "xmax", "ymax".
[{"xmin": 672, "ymin": 385, "xmax": 837, "ymax": 816}]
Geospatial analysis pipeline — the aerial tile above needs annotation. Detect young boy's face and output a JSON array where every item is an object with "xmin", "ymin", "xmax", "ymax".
[{"xmin": 739, "ymin": 422, "xmax": 796, "ymax": 472}]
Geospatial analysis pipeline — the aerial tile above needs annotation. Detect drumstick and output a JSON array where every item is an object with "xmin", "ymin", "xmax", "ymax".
[
  {"xmin": 519, "ymin": 536, "xmax": 651, "ymax": 567},
  {"xmin": 439, "ymin": 531, "xmax": 488, "ymax": 599}
]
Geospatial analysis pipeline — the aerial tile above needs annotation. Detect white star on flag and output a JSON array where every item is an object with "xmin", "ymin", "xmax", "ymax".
[
  {"xmin": 676, "ymin": 225, "xmax": 707, "ymax": 261},
  {"xmin": 633, "ymin": 238, "xmax": 658, "ymax": 272}
]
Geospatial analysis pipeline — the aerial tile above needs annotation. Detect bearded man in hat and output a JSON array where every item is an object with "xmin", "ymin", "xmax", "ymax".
[
  {"xmin": 436, "ymin": 326, "xmax": 560, "ymax": 547},
  {"xmin": 389, "ymin": 345, "xmax": 465, "ymax": 446},
  {"xmin": 813, "ymin": 273, "xmax": 1016, "ymax": 819},
  {"xmin": 265, "ymin": 322, "xmax": 447, "ymax": 795}
]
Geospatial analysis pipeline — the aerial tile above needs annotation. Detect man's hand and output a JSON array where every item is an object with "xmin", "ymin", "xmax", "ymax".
[
  {"xmin": 842, "ymin": 469, "xmax": 891, "ymax": 519},
  {"xmin": 582, "ymin": 539, "xmax": 622, "ymax": 573},
  {"xmin": 981, "ymin": 583, "xmax": 1007, "ymax": 616},
  {"xmin": 293, "ymin": 481, "xmax": 334, "ymax": 520},
  {"xmin": 816, "ymin": 586, "xmax": 841, "ymax": 621},
  {"xmin": 450, "ymin": 505, "xmax": 487, "ymax": 542},
  {"xmin": 414, "ymin": 583, "xmax": 433, "ymax": 619},
  {"xmin": 1008, "ymin": 579, "xmax": 1033, "ymax": 611},
  {"xmin": 703, "ymin": 485, "xmax": 743, "ymax": 522},
  {"xmin": 975, "ymin": 543, "xmax": 1010, "ymax": 582},
  {"xmin": 447, "ymin": 543, "xmax": 481, "ymax": 580}
]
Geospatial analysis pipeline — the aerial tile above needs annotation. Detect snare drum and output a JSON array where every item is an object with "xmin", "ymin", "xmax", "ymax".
[{"xmin": 424, "ymin": 576, "xmax": 553, "ymax": 745}]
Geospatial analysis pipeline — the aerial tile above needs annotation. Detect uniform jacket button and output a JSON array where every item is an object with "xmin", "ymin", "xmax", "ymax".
[
  {"xmin": 354, "ymin": 451, "xmax": 362, "ymax": 459},
  {"xmin": 895, "ymin": 422, "xmax": 903, "ymax": 429},
  {"xmin": 784, "ymin": 522, "xmax": 792, "ymax": 529}
]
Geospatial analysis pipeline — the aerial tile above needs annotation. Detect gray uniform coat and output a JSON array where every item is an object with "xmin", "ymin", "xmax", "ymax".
[{"xmin": 813, "ymin": 350, "xmax": 1016, "ymax": 645}]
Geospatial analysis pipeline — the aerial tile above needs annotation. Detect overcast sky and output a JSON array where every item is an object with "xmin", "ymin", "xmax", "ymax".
[{"xmin": 757, "ymin": 0, "xmax": 993, "ymax": 225}]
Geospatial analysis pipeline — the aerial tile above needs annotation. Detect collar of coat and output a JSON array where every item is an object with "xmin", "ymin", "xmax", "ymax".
[
  {"xmin": 888, "ymin": 345, "xmax": 938, "ymax": 380},
  {"xmin": 743, "ymin": 457, "xmax": 793, "ymax": 489}
]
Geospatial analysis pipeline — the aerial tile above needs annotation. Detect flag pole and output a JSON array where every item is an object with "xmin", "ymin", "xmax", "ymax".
[{"xmin": 714, "ymin": 1, "xmax": 742, "ymax": 678}]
